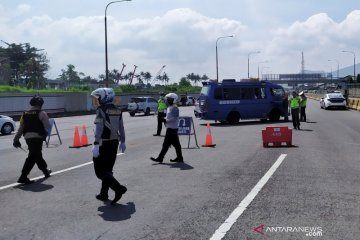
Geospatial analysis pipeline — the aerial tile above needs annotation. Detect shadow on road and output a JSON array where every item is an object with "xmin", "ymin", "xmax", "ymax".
[
  {"xmin": 15, "ymin": 178, "xmax": 54, "ymax": 192},
  {"xmin": 98, "ymin": 202, "xmax": 136, "ymax": 221},
  {"xmin": 151, "ymin": 162, "xmax": 194, "ymax": 170}
]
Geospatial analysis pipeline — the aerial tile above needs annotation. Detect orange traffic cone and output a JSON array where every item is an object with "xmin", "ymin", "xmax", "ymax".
[
  {"xmin": 202, "ymin": 123, "xmax": 216, "ymax": 147},
  {"xmin": 69, "ymin": 126, "xmax": 82, "ymax": 148},
  {"xmin": 81, "ymin": 125, "xmax": 92, "ymax": 147}
]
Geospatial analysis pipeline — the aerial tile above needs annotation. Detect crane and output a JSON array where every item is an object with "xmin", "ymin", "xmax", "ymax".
[
  {"xmin": 152, "ymin": 65, "xmax": 166, "ymax": 84},
  {"xmin": 129, "ymin": 65, "xmax": 138, "ymax": 85},
  {"xmin": 116, "ymin": 63, "xmax": 126, "ymax": 84}
]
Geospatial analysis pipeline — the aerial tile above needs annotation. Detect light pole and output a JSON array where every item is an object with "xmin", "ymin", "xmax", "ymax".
[
  {"xmin": 216, "ymin": 35, "xmax": 233, "ymax": 82},
  {"xmin": 257, "ymin": 60, "xmax": 268, "ymax": 80},
  {"xmin": 342, "ymin": 50, "xmax": 356, "ymax": 80},
  {"xmin": 328, "ymin": 59, "xmax": 339, "ymax": 79},
  {"xmin": 105, "ymin": 0, "xmax": 131, "ymax": 87},
  {"xmin": 248, "ymin": 51, "xmax": 260, "ymax": 79}
]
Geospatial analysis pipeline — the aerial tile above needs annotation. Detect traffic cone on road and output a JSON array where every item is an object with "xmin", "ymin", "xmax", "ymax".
[
  {"xmin": 69, "ymin": 126, "xmax": 82, "ymax": 148},
  {"xmin": 202, "ymin": 123, "xmax": 216, "ymax": 147},
  {"xmin": 81, "ymin": 125, "xmax": 92, "ymax": 147}
]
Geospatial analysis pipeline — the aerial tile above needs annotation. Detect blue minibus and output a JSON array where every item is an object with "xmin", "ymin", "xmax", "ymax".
[{"xmin": 194, "ymin": 80, "xmax": 288, "ymax": 124}]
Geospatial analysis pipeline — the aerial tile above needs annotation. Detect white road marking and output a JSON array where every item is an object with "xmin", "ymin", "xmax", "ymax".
[
  {"xmin": 209, "ymin": 154, "xmax": 287, "ymax": 240},
  {"xmin": 0, "ymin": 162, "xmax": 93, "ymax": 191},
  {"xmin": 0, "ymin": 153, "xmax": 125, "ymax": 191}
]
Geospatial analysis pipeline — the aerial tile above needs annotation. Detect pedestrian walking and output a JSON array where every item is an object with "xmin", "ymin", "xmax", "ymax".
[
  {"xmin": 289, "ymin": 91, "xmax": 301, "ymax": 130},
  {"xmin": 13, "ymin": 95, "xmax": 52, "ymax": 184},
  {"xmin": 153, "ymin": 92, "xmax": 167, "ymax": 136},
  {"xmin": 150, "ymin": 93, "xmax": 183, "ymax": 163},
  {"xmin": 299, "ymin": 91, "xmax": 307, "ymax": 122},
  {"xmin": 91, "ymin": 88, "xmax": 127, "ymax": 205}
]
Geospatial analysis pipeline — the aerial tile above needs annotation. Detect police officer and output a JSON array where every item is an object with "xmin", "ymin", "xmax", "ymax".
[
  {"xmin": 299, "ymin": 91, "xmax": 307, "ymax": 122},
  {"xmin": 13, "ymin": 95, "xmax": 51, "ymax": 184},
  {"xmin": 150, "ymin": 93, "xmax": 183, "ymax": 163},
  {"xmin": 153, "ymin": 92, "xmax": 167, "ymax": 136},
  {"xmin": 289, "ymin": 91, "xmax": 301, "ymax": 130},
  {"xmin": 91, "ymin": 88, "xmax": 127, "ymax": 205}
]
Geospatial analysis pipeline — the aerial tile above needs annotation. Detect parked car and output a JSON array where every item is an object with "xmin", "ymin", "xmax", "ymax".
[
  {"xmin": 127, "ymin": 97, "xmax": 158, "ymax": 116},
  {"xmin": 320, "ymin": 93, "xmax": 347, "ymax": 110},
  {"xmin": 0, "ymin": 115, "xmax": 16, "ymax": 135},
  {"xmin": 179, "ymin": 95, "xmax": 195, "ymax": 106}
]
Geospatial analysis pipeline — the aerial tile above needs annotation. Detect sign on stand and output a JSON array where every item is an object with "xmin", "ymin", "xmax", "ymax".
[
  {"xmin": 46, "ymin": 118, "xmax": 62, "ymax": 147},
  {"xmin": 178, "ymin": 116, "xmax": 199, "ymax": 149}
]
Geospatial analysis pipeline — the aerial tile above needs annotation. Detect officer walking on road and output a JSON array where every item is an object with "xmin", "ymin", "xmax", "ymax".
[
  {"xmin": 91, "ymin": 88, "xmax": 127, "ymax": 205},
  {"xmin": 13, "ymin": 95, "xmax": 52, "ymax": 184},
  {"xmin": 150, "ymin": 93, "xmax": 183, "ymax": 163},
  {"xmin": 153, "ymin": 92, "xmax": 167, "ymax": 136},
  {"xmin": 289, "ymin": 91, "xmax": 301, "ymax": 130},
  {"xmin": 299, "ymin": 91, "xmax": 307, "ymax": 122}
]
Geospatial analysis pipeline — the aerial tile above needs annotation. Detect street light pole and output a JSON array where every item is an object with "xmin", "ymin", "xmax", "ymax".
[
  {"xmin": 216, "ymin": 35, "xmax": 233, "ymax": 82},
  {"xmin": 248, "ymin": 51, "xmax": 260, "ymax": 79},
  {"xmin": 342, "ymin": 50, "xmax": 356, "ymax": 80},
  {"xmin": 105, "ymin": 0, "xmax": 131, "ymax": 87}
]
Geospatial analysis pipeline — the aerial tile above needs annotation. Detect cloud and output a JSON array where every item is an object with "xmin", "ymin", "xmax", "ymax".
[
  {"xmin": 2, "ymin": 7, "xmax": 360, "ymax": 80},
  {"xmin": 16, "ymin": 4, "xmax": 31, "ymax": 16}
]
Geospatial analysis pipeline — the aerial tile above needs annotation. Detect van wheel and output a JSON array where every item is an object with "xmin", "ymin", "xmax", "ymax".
[
  {"xmin": 145, "ymin": 107, "xmax": 150, "ymax": 116},
  {"xmin": 227, "ymin": 111, "xmax": 240, "ymax": 124},
  {"xmin": 269, "ymin": 109, "xmax": 280, "ymax": 122},
  {"xmin": 129, "ymin": 112, "xmax": 135, "ymax": 117}
]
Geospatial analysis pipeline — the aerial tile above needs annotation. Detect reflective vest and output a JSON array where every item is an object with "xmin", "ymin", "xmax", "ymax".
[
  {"xmin": 300, "ymin": 97, "xmax": 307, "ymax": 107},
  {"xmin": 290, "ymin": 97, "xmax": 300, "ymax": 109},
  {"xmin": 158, "ymin": 99, "xmax": 167, "ymax": 112}
]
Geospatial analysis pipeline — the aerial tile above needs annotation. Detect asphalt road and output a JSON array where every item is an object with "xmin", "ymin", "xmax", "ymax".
[{"xmin": 0, "ymin": 100, "xmax": 359, "ymax": 240}]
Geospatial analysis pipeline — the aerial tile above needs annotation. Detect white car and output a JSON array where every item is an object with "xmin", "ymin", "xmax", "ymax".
[
  {"xmin": 0, "ymin": 115, "xmax": 16, "ymax": 135},
  {"xmin": 127, "ymin": 97, "xmax": 158, "ymax": 116},
  {"xmin": 320, "ymin": 93, "xmax": 347, "ymax": 110}
]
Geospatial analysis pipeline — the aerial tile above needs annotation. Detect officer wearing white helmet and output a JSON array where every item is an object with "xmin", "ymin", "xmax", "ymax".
[
  {"xmin": 150, "ymin": 93, "xmax": 184, "ymax": 163},
  {"xmin": 90, "ymin": 88, "xmax": 127, "ymax": 205},
  {"xmin": 13, "ymin": 95, "xmax": 52, "ymax": 184}
]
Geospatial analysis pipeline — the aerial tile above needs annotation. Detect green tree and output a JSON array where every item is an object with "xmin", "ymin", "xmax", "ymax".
[
  {"xmin": 0, "ymin": 42, "xmax": 49, "ymax": 87},
  {"xmin": 179, "ymin": 77, "xmax": 191, "ymax": 86},
  {"xmin": 186, "ymin": 73, "xmax": 201, "ymax": 85}
]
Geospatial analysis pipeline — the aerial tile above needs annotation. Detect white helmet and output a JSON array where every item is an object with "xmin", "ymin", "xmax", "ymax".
[
  {"xmin": 91, "ymin": 88, "xmax": 115, "ymax": 105},
  {"xmin": 165, "ymin": 93, "xmax": 178, "ymax": 105}
]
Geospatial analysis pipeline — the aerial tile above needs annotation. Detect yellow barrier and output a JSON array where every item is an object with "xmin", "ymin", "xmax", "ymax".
[{"xmin": 352, "ymin": 100, "xmax": 359, "ymax": 110}]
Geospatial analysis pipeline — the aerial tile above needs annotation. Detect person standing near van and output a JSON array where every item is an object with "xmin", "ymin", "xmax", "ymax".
[
  {"xmin": 153, "ymin": 92, "xmax": 167, "ymax": 136},
  {"xmin": 289, "ymin": 91, "xmax": 301, "ymax": 130},
  {"xmin": 299, "ymin": 91, "xmax": 307, "ymax": 122},
  {"xmin": 91, "ymin": 88, "xmax": 127, "ymax": 205},
  {"xmin": 13, "ymin": 95, "xmax": 52, "ymax": 184},
  {"xmin": 150, "ymin": 93, "xmax": 183, "ymax": 163}
]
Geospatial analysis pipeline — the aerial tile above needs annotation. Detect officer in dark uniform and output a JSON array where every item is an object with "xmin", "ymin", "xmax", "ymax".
[
  {"xmin": 13, "ymin": 95, "xmax": 52, "ymax": 184},
  {"xmin": 91, "ymin": 88, "xmax": 127, "ymax": 205},
  {"xmin": 150, "ymin": 93, "xmax": 183, "ymax": 163}
]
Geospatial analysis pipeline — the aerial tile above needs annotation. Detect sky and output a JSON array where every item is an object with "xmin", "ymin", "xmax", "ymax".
[{"xmin": 1, "ymin": 0, "xmax": 360, "ymax": 83}]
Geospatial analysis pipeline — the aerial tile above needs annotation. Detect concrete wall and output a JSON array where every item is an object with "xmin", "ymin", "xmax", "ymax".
[{"xmin": 0, "ymin": 92, "xmax": 200, "ymax": 117}]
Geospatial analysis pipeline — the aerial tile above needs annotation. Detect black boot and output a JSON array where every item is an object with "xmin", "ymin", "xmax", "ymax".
[
  {"xmin": 111, "ymin": 186, "xmax": 127, "ymax": 205},
  {"xmin": 96, "ymin": 194, "xmax": 109, "ymax": 201},
  {"xmin": 17, "ymin": 176, "xmax": 34, "ymax": 184},
  {"xmin": 170, "ymin": 157, "xmax": 184, "ymax": 163},
  {"xmin": 43, "ymin": 169, "xmax": 52, "ymax": 179}
]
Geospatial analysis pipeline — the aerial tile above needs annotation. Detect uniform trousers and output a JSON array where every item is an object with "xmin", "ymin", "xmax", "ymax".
[
  {"xmin": 291, "ymin": 108, "xmax": 300, "ymax": 129},
  {"xmin": 156, "ymin": 112, "xmax": 166, "ymax": 135},
  {"xmin": 21, "ymin": 138, "xmax": 48, "ymax": 177},
  {"xmin": 93, "ymin": 140, "xmax": 126, "ymax": 196},
  {"xmin": 158, "ymin": 128, "xmax": 183, "ymax": 160},
  {"xmin": 300, "ymin": 106, "xmax": 306, "ymax": 122}
]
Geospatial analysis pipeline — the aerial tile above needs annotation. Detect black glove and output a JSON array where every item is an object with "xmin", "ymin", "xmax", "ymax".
[{"xmin": 13, "ymin": 140, "xmax": 21, "ymax": 148}]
